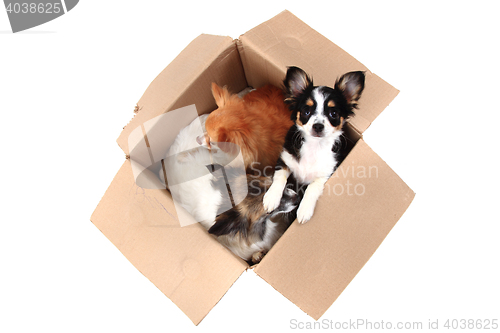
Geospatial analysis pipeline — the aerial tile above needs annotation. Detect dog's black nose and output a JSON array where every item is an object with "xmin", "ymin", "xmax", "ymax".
[{"xmin": 313, "ymin": 123, "xmax": 324, "ymax": 133}]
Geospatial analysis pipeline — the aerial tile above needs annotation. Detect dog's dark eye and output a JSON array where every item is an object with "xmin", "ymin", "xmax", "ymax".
[
  {"xmin": 328, "ymin": 109, "xmax": 338, "ymax": 119},
  {"xmin": 303, "ymin": 107, "xmax": 311, "ymax": 116}
]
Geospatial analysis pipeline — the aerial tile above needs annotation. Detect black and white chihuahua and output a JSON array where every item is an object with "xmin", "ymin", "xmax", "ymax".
[{"xmin": 263, "ymin": 66, "xmax": 365, "ymax": 223}]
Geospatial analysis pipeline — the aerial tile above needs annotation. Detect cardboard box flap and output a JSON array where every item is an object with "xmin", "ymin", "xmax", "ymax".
[
  {"xmin": 91, "ymin": 161, "xmax": 247, "ymax": 325},
  {"xmin": 117, "ymin": 34, "xmax": 247, "ymax": 155},
  {"xmin": 239, "ymin": 10, "xmax": 399, "ymax": 134},
  {"xmin": 254, "ymin": 139, "xmax": 414, "ymax": 319}
]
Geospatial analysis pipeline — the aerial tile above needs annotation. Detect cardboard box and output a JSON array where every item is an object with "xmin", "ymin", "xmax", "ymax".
[{"xmin": 91, "ymin": 10, "xmax": 414, "ymax": 325}]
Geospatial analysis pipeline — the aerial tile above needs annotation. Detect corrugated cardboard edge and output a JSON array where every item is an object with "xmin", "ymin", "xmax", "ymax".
[
  {"xmin": 254, "ymin": 139, "xmax": 415, "ymax": 319},
  {"xmin": 116, "ymin": 34, "xmax": 246, "ymax": 155},
  {"xmin": 238, "ymin": 10, "xmax": 399, "ymax": 134},
  {"xmin": 91, "ymin": 161, "xmax": 247, "ymax": 325}
]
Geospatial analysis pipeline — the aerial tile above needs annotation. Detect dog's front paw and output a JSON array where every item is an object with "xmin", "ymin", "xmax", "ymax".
[
  {"xmin": 263, "ymin": 186, "xmax": 282, "ymax": 213},
  {"xmin": 251, "ymin": 250, "xmax": 267, "ymax": 264},
  {"xmin": 296, "ymin": 199, "xmax": 316, "ymax": 224}
]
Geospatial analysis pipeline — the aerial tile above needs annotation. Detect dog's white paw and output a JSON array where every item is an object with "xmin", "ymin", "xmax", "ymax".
[
  {"xmin": 296, "ymin": 199, "xmax": 316, "ymax": 224},
  {"xmin": 263, "ymin": 186, "xmax": 282, "ymax": 213}
]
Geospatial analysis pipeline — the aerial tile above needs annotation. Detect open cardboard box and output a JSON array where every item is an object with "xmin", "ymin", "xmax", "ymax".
[{"xmin": 91, "ymin": 10, "xmax": 415, "ymax": 325}]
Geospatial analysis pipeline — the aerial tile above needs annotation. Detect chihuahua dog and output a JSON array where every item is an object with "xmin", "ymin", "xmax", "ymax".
[
  {"xmin": 263, "ymin": 67, "xmax": 365, "ymax": 223},
  {"xmin": 209, "ymin": 171, "xmax": 298, "ymax": 264},
  {"xmin": 198, "ymin": 83, "xmax": 293, "ymax": 171}
]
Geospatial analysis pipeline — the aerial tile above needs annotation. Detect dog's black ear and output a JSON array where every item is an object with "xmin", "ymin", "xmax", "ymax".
[
  {"xmin": 284, "ymin": 66, "xmax": 313, "ymax": 98},
  {"xmin": 335, "ymin": 71, "xmax": 365, "ymax": 107},
  {"xmin": 208, "ymin": 209, "xmax": 248, "ymax": 237}
]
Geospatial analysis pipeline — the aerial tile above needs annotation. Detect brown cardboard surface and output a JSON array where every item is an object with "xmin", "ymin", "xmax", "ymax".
[
  {"xmin": 239, "ymin": 10, "xmax": 399, "ymax": 134},
  {"xmin": 93, "ymin": 10, "xmax": 415, "ymax": 324},
  {"xmin": 117, "ymin": 34, "xmax": 247, "ymax": 155},
  {"xmin": 91, "ymin": 161, "xmax": 247, "ymax": 325},
  {"xmin": 254, "ymin": 139, "xmax": 415, "ymax": 319}
]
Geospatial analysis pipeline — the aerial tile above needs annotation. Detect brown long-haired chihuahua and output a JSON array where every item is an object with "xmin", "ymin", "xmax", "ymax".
[{"xmin": 198, "ymin": 83, "xmax": 293, "ymax": 172}]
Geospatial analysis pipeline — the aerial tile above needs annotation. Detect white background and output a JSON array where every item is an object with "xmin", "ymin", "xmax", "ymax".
[{"xmin": 1, "ymin": 1, "xmax": 499, "ymax": 332}]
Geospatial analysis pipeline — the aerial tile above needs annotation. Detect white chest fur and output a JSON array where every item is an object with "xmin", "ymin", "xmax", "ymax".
[{"xmin": 282, "ymin": 135, "xmax": 338, "ymax": 185}]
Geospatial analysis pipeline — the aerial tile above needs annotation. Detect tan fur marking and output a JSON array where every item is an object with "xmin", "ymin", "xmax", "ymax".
[
  {"xmin": 306, "ymin": 98, "xmax": 314, "ymax": 106},
  {"xmin": 336, "ymin": 117, "xmax": 344, "ymax": 130},
  {"xmin": 327, "ymin": 100, "xmax": 335, "ymax": 107},
  {"xmin": 237, "ymin": 175, "xmax": 270, "ymax": 226},
  {"xmin": 296, "ymin": 112, "xmax": 303, "ymax": 126},
  {"xmin": 242, "ymin": 196, "xmax": 266, "ymax": 223}
]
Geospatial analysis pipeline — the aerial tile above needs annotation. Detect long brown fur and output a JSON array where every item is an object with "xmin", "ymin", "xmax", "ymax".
[{"xmin": 205, "ymin": 83, "xmax": 293, "ymax": 171}]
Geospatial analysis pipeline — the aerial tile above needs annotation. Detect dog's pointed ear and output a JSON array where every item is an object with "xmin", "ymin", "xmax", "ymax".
[
  {"xmin": 284, "ymin": 66, "xmax": 313, "ymax": 97},
  {"xmin": 211, "ymin": 83, "xmax": 231, "ymax": 108},
  {"xmin": 335, "ymin": 71, "xmax": 365, "ymax": 107}
]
